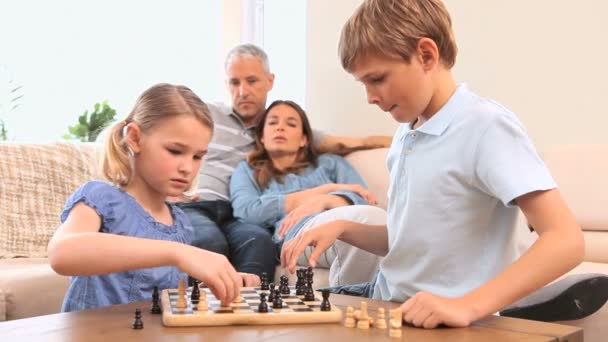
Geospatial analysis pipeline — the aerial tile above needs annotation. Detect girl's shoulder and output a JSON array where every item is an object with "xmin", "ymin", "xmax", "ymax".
[{"xmin": 61, "ymin": 180, "xmax": 128, "ymax": 225}]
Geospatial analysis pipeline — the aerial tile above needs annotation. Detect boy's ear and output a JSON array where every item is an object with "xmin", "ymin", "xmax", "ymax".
[
  {"xmin": 416, "ymin": 37, "xmax": 440, "ymax": 71},
  {"xmin": 125, "ymin": 123, "xmax": 142, "ymax": 154}
]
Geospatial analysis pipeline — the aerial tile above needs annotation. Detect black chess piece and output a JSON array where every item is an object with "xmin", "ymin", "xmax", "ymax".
[
  {"xmin": 150, "ymin": 286, "xmax": 161, "ymax": 314},
  {"xmin": 191, "ymin": 281, "xmax": 201, "ymax": 306},
  {"xmin": 296, "ymin": 269, "xmax": 305, "ymax": 296},
  {"xmin": 132, "ymin": 308, "xmax": 144, "ymax": 329},
  {"xmin": 272, "ymin": 289, "xmax": 283, "ymax": 309},
  {"xmin": 258, "ymin": 292, "xmax": 269, "ymax": 313},
  {"xmin": 304, "ymin": 279, "xmax": 315, "ymax": 301},
  {"xmin": 280, "ymin": 275, "xmax": 290, "ymax": 295},
  {"xmin": 268, "ymin": 283, "xmax": 276, "ymax": 302},
  {"xmin": 320, "ymin": 289, "xmax": 331, "ymax": 311},
  {"xmin": 261, "ymin": 272, "xmax": 269, "ymax": 290}
]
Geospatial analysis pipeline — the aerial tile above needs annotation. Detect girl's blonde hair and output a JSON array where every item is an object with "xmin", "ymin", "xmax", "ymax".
[
  {"xmin": 339, "ymin": 0, "xmax": 457, "ymax": 71},
  {"xmin": 102, "ymin": 83, "xmax": 213, "ymax": 187},
  {"xmin": 247, "ymin": 100, "xmax": 318, "ymax": 189}
]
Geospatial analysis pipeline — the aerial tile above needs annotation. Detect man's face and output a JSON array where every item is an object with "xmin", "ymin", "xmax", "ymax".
[
  {"xmin": 350, "ymin": 53, "xmax": 434, "ymax": 123},
  {"xmin": 225, "ymin": 56, "xmax": 275, "ymax": 125}
]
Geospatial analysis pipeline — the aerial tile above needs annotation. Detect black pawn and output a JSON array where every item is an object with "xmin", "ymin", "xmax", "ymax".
[
  {"xmin": 150, "ymin": 287, "xmax": 161, "ymax": 314},
  {"xmin": 132, "ymin": 308, "xmax": 144, "ymax": 329},
  {"xmin": 258, "ymin": 292, "xmax": 269, "ymax": 313},
  {"xmin": 191, "ymin": 281, "xmax": 200, "ymax": 305},
  {"xmin": 272, "ymin": 289, "xmax": 283, "ymax": 309},
  {"xmin": 320, "ymin": 289, "xmax": 331, "ymax": 311},
  {"xmin": 304, "ymin": 280, "xmax": 315, "ymax": 301},
  {"xmin": 268, "ymin": 283, "xmax": 276, "ymax": 302},
  {"xmin": 280, "ymin": 275, "xmax": 290, "ymax": 295},
  {"xmin": 260, "ymin": 272, "xmax": 269, "ymax": 290}
]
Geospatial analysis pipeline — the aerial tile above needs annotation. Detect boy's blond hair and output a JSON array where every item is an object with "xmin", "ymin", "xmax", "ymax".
[{"xmin": 339, "ymin": 0, "xmax": 457, "ymax": 71}]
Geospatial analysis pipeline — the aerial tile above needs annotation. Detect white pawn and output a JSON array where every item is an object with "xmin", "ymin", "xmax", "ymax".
[
  {"xmin": 198, "ymin": 289, "xmax": 208, "ymax": 311},
  {"xmin": 344, "ymin": 306, "xmax": 356, "ymax": 328},
  {"xmin": 357, "ymin": 301, "xmax": 370, "ymax": 329},
  {"xmin": 176, "ymin": 278, "xmax": 187, "ymax": 309},
  {"xmin": 376, "ymin": 308, "xmax": 387, "ymax": 329},
  {"xmin": 389, "ymin": 308, "xmax": 402, "ymax": 338}
]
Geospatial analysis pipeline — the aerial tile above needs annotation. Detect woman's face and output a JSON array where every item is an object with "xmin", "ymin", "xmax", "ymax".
[{"xmin": 261, "ymin": 104, "xmax": 307, "ymax": 156}]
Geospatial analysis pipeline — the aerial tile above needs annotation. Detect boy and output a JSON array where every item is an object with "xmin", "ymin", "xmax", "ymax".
[{"xmin": 281, "ymin": 0, "xmax": 607, "ymax": 328}]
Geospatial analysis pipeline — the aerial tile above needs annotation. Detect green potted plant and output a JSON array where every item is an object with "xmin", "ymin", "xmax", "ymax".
[
  {"xmin": 0, "ymin": 65, "xmax": 23, "ymax": 141},
  {"xmin": 64, "ymin": 100, "xmax": 117, "ymax": 142}
]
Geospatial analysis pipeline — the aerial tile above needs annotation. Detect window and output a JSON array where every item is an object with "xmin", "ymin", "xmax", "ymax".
[{"xmin": 0, "ymin": 0, "xmax": 223, "ymax": 142}]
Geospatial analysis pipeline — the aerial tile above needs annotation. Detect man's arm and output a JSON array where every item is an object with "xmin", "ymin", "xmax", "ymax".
[{"xmin": 316, "ymin": 135, "xmax": 392, "ymax": 155}]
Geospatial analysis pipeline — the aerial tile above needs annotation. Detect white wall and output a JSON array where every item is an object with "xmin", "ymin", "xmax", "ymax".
[
  {"xmin": 0, "ymin": 0, "xmax": 223, "ymax": 142},
  {"xmin": 306, "ymin": 0, "xmax": 608, "ymax": 149}
]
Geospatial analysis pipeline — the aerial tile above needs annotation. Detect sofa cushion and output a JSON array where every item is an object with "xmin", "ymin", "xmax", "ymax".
[
  {"xmin": 0, "ymin": 143, "xmax": 98, "ymax": 258},
  {"xmin": 541, "ymin": 144, "xmax": 608, "ymax": 232},
  {"xmin": 344, "ymin": 148, "xmax": 390, "ymax": 209},
  {"xmin": 0, "ymin": 258, "xmax": 69, "ymax": 320}
]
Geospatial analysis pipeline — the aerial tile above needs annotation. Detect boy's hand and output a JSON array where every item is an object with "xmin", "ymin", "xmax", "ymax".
[
  {"xmin": 280, "ymin": 221, "xmax": 345, "ymax": 273},
  {"xmin": 400, "ymin": 292, "xmax": 475, "ymax": 329},
  {"xmin": 239, "ymin": 272, "xmax": 261, "ymax": 287},
  {"xmin": 176, "ymin": 246, "xmax": 242, "ymax": 306}
]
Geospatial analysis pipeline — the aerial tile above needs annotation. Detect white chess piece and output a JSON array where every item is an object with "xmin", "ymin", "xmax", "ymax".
[
  {"xmin": 389, "ymin": 308, "xmax": 402, "ymax": 338},
  {"xmin": 176, "ymin": 278, "xmax": 187, "ymax": 309},
  {"xmin": 357, "ymin": 301, "xmax": 370, "ymax": 329},
  {"xmin": 198, "ymin": 289, "xmax": 208, "ymax": 311},
  {"xmin": 376, "ymin": 307, "xmax": 387, "ymax": 329},
  {"xmin": 344, "ymin": 306, "xmax": 356, "ymax": 328}
]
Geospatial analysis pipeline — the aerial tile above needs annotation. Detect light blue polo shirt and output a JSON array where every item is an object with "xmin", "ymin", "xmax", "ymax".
[{"xmin": 373, "ymin": 84, "xmax": 556, "ymax": 302}]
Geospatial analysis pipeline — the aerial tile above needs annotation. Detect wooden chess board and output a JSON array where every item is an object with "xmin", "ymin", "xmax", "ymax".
[{"xmin": 161, "ymin": 286, "xmax": 342, "ymax": 327}]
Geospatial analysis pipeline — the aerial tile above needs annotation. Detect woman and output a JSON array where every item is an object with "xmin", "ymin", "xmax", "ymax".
[{"xmin": 230, "ymin": 100, "xmax": 386, "ymax": 286}]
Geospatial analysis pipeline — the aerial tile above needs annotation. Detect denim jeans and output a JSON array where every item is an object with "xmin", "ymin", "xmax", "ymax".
[
  {"xmin": 177, "ymin": 200, "xmax": 278, "ymax": 280},
  {"xmin": 322, "ymin": 279, "xmax": 376, "ymax": 298}
]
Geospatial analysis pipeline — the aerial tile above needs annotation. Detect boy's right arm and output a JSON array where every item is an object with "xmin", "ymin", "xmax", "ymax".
[
  {"xmin": 48, "ymin": 202, "xmax": 242, "ymax": 304},
  {"xmin": 280, "ymin": 219, "xmax": 388, "ymax": 273}
]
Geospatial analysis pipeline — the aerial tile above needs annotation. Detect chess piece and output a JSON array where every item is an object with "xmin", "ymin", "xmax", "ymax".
[
  {"xmin": 272, "ymin": 289, "xmax": 283, "ymax": 309},
  {"xmin": 303, "ymin": 279, "xmax": 315, "ymax": 301},
  {"xmin": 376, "ymin": 308, "xmax": 387, "ymax": 329},
  {"xmin": 198, "ymin": 291, "xmax": 208, "ymax": 311},
  {"xmin": 176, "ymin": 278, "xmax": 187, "ymax": 309},
  {"xmin": 261, "ymin": 272, "xmax": 269, "ymax": 290},
  {"xmin": 320, "ymin": 289, "xmax": 331, "ymax": 311},
  {"xmin": 344, "ymin": 306, "xmax": 356, "ymax": 328},
  {"xmin": 150, "ymin": 286, "xmax": 161, "ymax": 314},
  {"xmin": 296, "ymin": 269, "xmax": 305, "ymax": 295},
  {"xmin": 258, "ymin": 292, "xmax": 269, "ymax": 313},
  {"xmin": 191, "ymin": 281, "xmax": 201, "ymax": 305},
  {"xmin": 268, "ymin": 283, "xmax": 276, "ymax": 302},
  {"xmin": 280, "ymin": 275, "xmax": 290, "ymax": 295},
  {"xmin": 131, "ymin": 308, "xmax": 144, "ymax": 329},
  {"xmin": 389, "ymin": 308, "xmax": 402, "ymax": 338},
  {"xmin": 357, "ymin": 301, "xmax": 370, "ymax": 329}
]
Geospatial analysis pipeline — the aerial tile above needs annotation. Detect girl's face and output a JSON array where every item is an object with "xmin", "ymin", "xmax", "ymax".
[
  {"xmin": 261, "ymin": 104, "xmax": 307, "ymax": 157},
  {"xmin": 129, "ymin": 115, "xmax": 211, "ymax": 198}
]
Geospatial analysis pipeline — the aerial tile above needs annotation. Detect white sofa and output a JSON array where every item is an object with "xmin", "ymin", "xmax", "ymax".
[{"xmin": 1, "ymin": 143, "xmax": 606, "ymax": 341}]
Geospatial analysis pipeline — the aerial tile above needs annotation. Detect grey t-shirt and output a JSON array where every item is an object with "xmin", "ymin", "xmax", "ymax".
[{"xmin": 195, "ymin": 102, "xmax": 323, "ymax": 201}]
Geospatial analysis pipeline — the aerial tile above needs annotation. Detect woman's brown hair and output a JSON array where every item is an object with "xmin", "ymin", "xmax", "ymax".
[{"xmin": 248, "ymin": 100, "xmax": 318, "ymax": 189}]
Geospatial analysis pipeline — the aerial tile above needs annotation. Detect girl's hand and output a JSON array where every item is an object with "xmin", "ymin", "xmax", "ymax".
[
  {"xmin": 239, "ymin": 272, "xmax": 261, "ymax": 287},
  {"xmin": 278, "ymin": 195, "xmax": 328, "ymax": 238},
  {"xmin": 400, "ymin": 292, "xmax": 476, "ymax": 329},
  {"xmin": 340, "ymin": 184, "xmax": 378, "ymax": 205},
  {"xmin": 280, "ymin": 221, "xmax": 345, "ymax": 273},
  {"xmin": 175, "ymin": 245, "xmax": 242, "ymax": 305}
]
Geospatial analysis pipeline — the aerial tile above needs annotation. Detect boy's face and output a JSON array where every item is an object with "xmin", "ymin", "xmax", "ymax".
[
  {"xmin": 225, "ymin": 56, "xmax": 275, "ymax": 126},
  {"xmin": 350, "ymin": 53, "xmax": 435, "ymax": 123}
]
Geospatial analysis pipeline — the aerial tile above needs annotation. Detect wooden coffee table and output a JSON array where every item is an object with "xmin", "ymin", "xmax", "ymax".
[{"xmin": 0, "ymin": 293, "xmax": 582, "ymax": 341}]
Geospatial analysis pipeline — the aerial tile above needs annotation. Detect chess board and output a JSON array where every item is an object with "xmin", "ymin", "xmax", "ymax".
[{"xmin": 161, "ymin": 286, "xmax": 342, "ymax": 326}]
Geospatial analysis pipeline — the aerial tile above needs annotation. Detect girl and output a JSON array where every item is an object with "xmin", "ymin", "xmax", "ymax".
[
  {"xmin": 230, "ymin": 100, "xmax": 387, "ymax": 286},
  {"xmin": 48, "ymin": 83, "xmax": 258, "ymax": 312}
]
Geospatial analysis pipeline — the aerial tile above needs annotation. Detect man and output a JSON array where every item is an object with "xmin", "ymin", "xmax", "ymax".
[{"xmin": 176, "ymin": 44, "xmax": 391, "ymax": 281}]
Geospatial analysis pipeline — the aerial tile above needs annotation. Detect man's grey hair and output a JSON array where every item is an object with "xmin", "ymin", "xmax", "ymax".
[{"xmin": 224, "ymin": 44, "xmax": 271, "ymax": 73}]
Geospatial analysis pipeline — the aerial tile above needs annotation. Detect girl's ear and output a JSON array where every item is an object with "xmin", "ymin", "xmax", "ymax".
[{"xmin": 124, "ymin": 123, "xmax": 142, "ymax": 154}]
